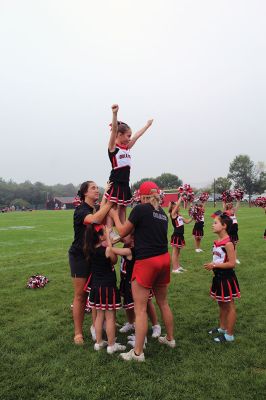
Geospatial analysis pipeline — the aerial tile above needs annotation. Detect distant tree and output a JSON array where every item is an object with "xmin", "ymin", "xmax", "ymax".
[
  {"xmin": 11, "ymin": 198, "xmax": 31, "ymax": 209},
  {"xmin": 212, "ymin": 177, "xmax": 232, "ymax": 193},
  {"xmin": 228, "ymin": 155, "xmax": 262, "ymax": 200},
  {"xmin": 253, "ymin": 162, "xmax": 266, "ymax": 194}
]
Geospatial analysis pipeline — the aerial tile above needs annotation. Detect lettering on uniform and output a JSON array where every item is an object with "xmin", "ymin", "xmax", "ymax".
[
  {"xmin": 119, "ymin": 154, "xmax": 131, "ymax": 159},
  {"xmin": 153, "ymin": 211, "xmax": 167, "ymax": 221}
]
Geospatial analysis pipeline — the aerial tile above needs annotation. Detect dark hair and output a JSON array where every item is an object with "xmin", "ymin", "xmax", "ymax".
[
  {"xmin": 77, "ymin": 181, "xmax": 94, "ymax": 201},
  {"xmin": 218, "ymin": 213, "xmax": 233, "ymax": 234},
  {"xmin": 117, "ymin": 121, "xmax": 130, "ymax": 135},
  {"xmin": 83, "ymin": 224, "xmax": 104, "ymax": 261}
]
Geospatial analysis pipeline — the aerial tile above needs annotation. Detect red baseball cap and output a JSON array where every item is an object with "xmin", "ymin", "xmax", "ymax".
[{"xmin": 139, "ymin": 181, "xmax": 160, "ymax": 196}]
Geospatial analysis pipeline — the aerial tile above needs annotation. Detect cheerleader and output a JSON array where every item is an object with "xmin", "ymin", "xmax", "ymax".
[
  {"xmin": 109, "ymin": 235, "xmax": 162, "ymax": 341},
  {"xmin": 192, "ymin": 203, "xmax": 205, "ymax": 253},
  {"xmin": 83, "ymin": 224, "xmax": 126, "ymax": 354},
  {"xmin": 223, "ymin": 200, "xmax": 241, "ymax": 264},
  {"xmin": 105, "ymin": 104, "xmax": 153, "ymax": 235},
  {"xmin": 169, "ymin": 198, "xmax": 193, "ymax": 273},
  {"xmin": 204, "ymin": 212, "xmax": 240, "ymax": 343}
]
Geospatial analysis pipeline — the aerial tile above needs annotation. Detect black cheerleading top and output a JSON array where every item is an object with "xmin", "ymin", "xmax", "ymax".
[
  {"xmin": 69, "ymin": 202, "xmax": 98, "ymax": 256},
  {"xmin": 90, "ymin": 246, "xmax": 117, "ymax": 286},
  {"xmin": 128, "ymin": 203, "xmax": 168, "ymax": 260},
  {"xmin": 108, "ymin": 144, "xmax": 131, "ymax": 183},
  {"xmin": 171, "ymin": 215, "xmax": 184, "ymax": 235},
  {"xmin": 120, "ymin": 248, "xmax": 135, "ymax": 278},
  {"xmin": 212, "ymin": 237, "xmax": 235, "ymax": 276}
]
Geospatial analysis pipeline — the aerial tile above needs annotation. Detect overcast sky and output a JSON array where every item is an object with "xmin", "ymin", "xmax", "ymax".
[{"xmin": 0, "ymin": 0, "xmax": 265, "ymax": 189}]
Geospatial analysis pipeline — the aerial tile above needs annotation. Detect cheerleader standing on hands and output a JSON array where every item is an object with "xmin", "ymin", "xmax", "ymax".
[
  {"xmin": 169, "ymin": 197, "xmax": 193, "ymax": 273},
  {"xmin": 204, "ymin": 213, "xmax": 240, "ymax": 343},
  {"xmin": 83, "ymin": 224, "xmax": 126, "ymax": 354},
  {"xmin": 105, "ymin": 104, "xmax": 153, "ymax": 236}
]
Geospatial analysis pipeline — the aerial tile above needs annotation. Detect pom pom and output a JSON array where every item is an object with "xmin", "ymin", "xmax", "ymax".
[
  {"xmin": 232, "ymin": 188, "xmax": 244, "ymax": 201},
  {"xmin": 132, "ymin": 189, "xmax": 141, "ymax": 205},
  {"xmin": 178, "ymin": 183, "xmax": 194, "ymax": 203},
  {"xmin": 221, "ymin": 190, "xmax": 234, "ymax": 203},
  {"xmin": 189, "ymin": 204, "xmax": 204, "ymax": 221},
  {"xmin": 27, "ymin": 275, "xmax": 49, "ymax": 289},
  {"xmin": 199, "ymin": 192, "xmax": 209, "ymax": 202},
  {"xmin": 252, "ymin": 197, "xmax": 266, "ymax": 208}
]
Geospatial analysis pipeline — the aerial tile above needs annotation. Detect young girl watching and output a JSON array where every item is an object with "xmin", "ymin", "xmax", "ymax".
[{"xmin": 204, "ymin": 212, "xmax": 241, "ymax": 343}]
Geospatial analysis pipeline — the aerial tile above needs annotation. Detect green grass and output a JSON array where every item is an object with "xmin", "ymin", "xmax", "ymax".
[{"xmin": 0, "ymin": 205, "xmax": 265, "ymax": 400}]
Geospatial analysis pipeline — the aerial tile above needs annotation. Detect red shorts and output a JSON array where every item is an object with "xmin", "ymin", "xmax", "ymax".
[{"xmin": 132, "ymin": 252, "xmax": 170, "ymax": 289}]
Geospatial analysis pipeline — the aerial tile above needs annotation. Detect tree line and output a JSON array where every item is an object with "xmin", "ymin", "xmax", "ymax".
[{"xmin": 0, "ymin": 155, "xmax": 265, "ymax": 208}]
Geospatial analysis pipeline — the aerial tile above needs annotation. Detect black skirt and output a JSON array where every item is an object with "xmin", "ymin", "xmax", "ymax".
[
  {"xmin": 229, "ymin": 223, "xmax": 239, "ymax": 244},
  {"xmin": 171, "ymin": 233, "xmax": 185, "ymax": 248},
  {"xmin": 210, "ymin": 271, "xmax": 241, "ymax": 302},
  {"xmin": 120, "ymin": 273, "xmax": 134, "ymax": 310},
  {"xmin": 104, "ymin": 182, "xmax": 132, "ymax": 206},
  {"xmin": 89, "ymin": 285, "xmax": 122, "ymax": 310},
  {"xmin": 192, "ymin": 221, "xmax": 204, "ymax": 238}
]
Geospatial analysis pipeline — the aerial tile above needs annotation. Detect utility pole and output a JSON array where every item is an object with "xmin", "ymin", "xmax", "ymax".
[{"xmin": 213, "ymin": 178, "xmax": 216, "ymax": 208}]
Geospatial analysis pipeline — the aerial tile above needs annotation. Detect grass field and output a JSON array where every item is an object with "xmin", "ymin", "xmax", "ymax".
[{"xmin": 0, "ymin": 205, "xmax": 265, "ymax": 400}]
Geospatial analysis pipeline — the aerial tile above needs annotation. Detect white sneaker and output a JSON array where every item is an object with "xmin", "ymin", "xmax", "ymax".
[
  {"xmin": 236, "ymin": 259, "xmax": 241, "ymax": 264},
  {"xmin": 94, "ymin": 341, "xmax": 108, "ymax": 351},
  {"xmin": 119, "ymin": 322, "xmax": 135, "ymax": 333},
  {"xmin": 178, "ymin": 266, "xmax": 187, "ymax": 272},
  {"xmin": 107, "ymin": 343, "xmax": 126, "ymax": 354},
  {"xmin": 195, "ymin": 249, "xmax": 201, "ymax": 253},
  {"xmin": 127, "ymin": 336, "xmax": 147, "ymax": 349},
  {"xmin": 152, "ymin": 324, "xmax": 161, "ymax": 338},
  {"xmin": 90, "ymin": 325, "xmax": 96, "ymax": 342},
  {"xmin": 172, "ymin": 268, "xmax": 183, "ymax": 274},
  {"xmin": 120, "ymin": 348, "xmax": 145, "ymax": 362},
  {"xmin": 158, "ymin": 335, "xmax": 176, "ymax": 348}
]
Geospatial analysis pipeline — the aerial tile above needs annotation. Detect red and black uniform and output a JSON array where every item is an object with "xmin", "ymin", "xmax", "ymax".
[
  {"xmin": 120, "ymin": 248, "xmax": 135, "ymax": 310},
  {"xmin": 210, "ymin": 237, "xmax": 241, "ymax": 302},
  {"xmin": 104, "ymin": 144, "xmax": 132, "ymax": 206},
  {"xmin": 128, "ymin": 203, "xmax": 170, "ymax": 289},
  {"xmin": 192, "ymin": 215, "xmax": 204, "ymax": 238},
  {"xmin": 228, "ymin": 213, "xmax": 239, "ymax": 245},
  {"xmin": 85, "ymin": 246, "xmax": 121, "ymax": 311},
  {"xmin": 171, "ymin": 215, "xmax": 185, "ymax": 248},
  {"xmin": 68, "ymin": 202, "xmax": 98, "ymax": 278}
]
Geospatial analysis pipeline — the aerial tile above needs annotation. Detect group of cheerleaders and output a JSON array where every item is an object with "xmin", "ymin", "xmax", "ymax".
[{"xmin": 68, "ymin": 104, "xmax": 242, "ymax": 362}]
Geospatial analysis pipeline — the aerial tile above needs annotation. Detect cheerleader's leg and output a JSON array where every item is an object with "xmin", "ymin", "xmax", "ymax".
[
  {"xmin": 105, "ymin": 310, "xmax": 116, "ymax": 346},
  {"xmin": 95, "ymin": 309, "xmax": 105, "ymax": 344}
]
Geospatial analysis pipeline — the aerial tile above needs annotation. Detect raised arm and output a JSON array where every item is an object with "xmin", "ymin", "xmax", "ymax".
[
  {"xmin": 234, "ymin": 200, "xmax": 240, "ymax": 213},
  {"xmin": 83, "ymin": 202, "xmax": 113, "ymax": 225},
  {"xmin": 128, "ymin": 119, "xmax": 153, "ymax": 149},
  {"xmin": 108, "ymin": 104, "xmax": 119, "ymax": 152},
  {"xmin": 100, "ymin": 181, "xmax": 112, "ymax": 207}
]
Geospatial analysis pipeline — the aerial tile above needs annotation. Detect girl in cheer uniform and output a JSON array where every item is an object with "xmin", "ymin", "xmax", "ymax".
[
  {"xmin": 169, "ymin": 198, "xmax": 193, "ymax": 273},
  {"xmin": 204, "ymin": 213, "xmax": 240, "ymax": 343},
  {"xmin": 105, "ymin": 104, "xmax": 153, "ymax": 234},
  {"xmin": 192, "ymin": 203, "xmax": 205, "ymax": 253},
  {"xmin": 223, "ymin": 200, "xmax": 241, "ymax": 264},
  {"xmin": 68, "ymin": 181, "xmax": 113, "ymax": 345},
  {"xmin": 83, "ymin": 224, "xmax": 126, "ymax": 354}
]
